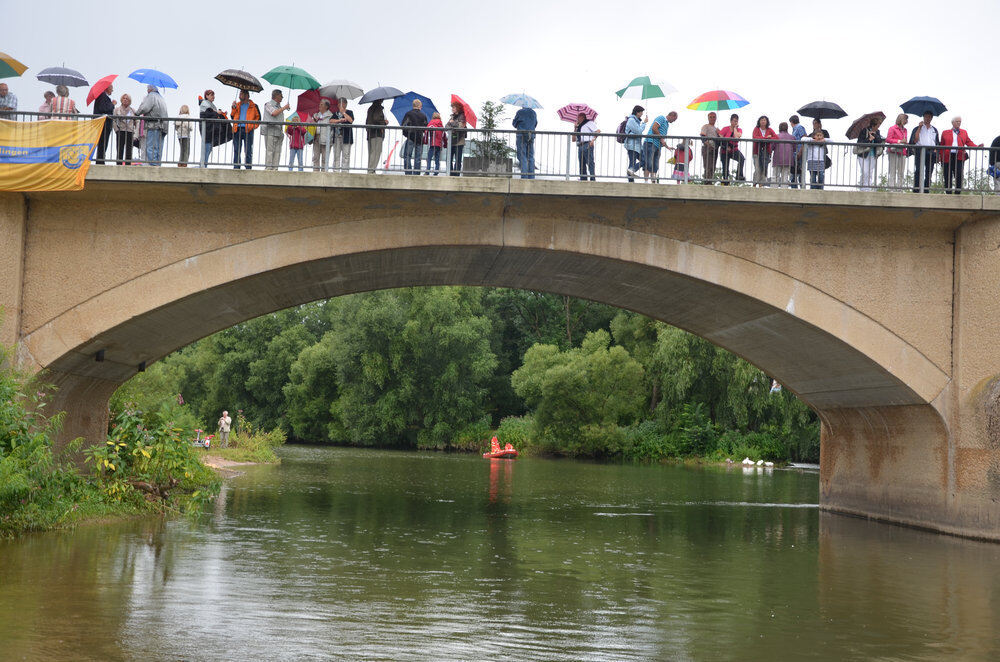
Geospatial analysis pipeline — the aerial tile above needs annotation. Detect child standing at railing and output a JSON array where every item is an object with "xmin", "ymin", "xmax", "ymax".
[
  {"xmin": 425, "ymin": 112, "xmax": 446, "ymax": 175},
  {"xmin": 175, "ymin": 105, "xmax": 191, "ymax": 167},
  {"xmin": 286, "ymin": 114, "xmax": 308, "ymax": 172},
  {"xmin": 671, "ymin": 139, "xmax": 693, "ymax": 182}
]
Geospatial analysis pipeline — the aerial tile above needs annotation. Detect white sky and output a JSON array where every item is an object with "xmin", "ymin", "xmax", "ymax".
[{"xmin": 5, "ymin": 0, "xmax": 1000, "ymax": 141}]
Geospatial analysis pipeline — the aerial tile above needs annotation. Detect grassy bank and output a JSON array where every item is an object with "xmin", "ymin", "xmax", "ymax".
[{"xmin": 197, "ymin": 425, "xmax": 287, "ymax": 464}]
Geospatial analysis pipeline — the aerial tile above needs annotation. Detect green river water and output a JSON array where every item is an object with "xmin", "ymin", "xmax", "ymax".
[{"xmin": 1, "ymin": 445, "xmax": 998, "ymax": 661}]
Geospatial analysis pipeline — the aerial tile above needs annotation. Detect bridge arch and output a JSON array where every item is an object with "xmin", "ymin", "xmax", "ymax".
[
  {"xmin": 11, "ymin": 169, "xmax": 999, "ymax": 540},
  {"xmin": 21, "ymin": 212, "xmax": 946, "ymax": 434}
]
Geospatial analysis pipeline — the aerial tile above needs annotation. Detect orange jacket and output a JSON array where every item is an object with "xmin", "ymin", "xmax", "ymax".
[{"xmin": 230, "ymin": 100, "xmax": 261, "ymax": 132}]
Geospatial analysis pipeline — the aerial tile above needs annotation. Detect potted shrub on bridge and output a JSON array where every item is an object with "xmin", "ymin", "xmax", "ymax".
[{"xmin": 464, "ymin": 100, "xmax": 513, "ymax": 177}]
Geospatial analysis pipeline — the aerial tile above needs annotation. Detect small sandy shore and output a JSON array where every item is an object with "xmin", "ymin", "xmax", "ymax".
[{"xmin": 201, "ymin": 455, "xmax": 263, "ymax": 477}]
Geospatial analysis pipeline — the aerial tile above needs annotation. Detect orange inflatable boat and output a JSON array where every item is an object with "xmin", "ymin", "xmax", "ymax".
[{"xmin": 483, "ymin": 436, "xmax": 519, "ymax": 459}]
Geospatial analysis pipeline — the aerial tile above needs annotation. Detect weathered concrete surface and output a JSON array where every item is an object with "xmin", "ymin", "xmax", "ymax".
[
  {"xmin": 3, "ymin": 166, "xmax": 1000, "ymax": 539},
  {"xmin": 0, "ymin": 194, "xmax": 25, "ymax": 349}
]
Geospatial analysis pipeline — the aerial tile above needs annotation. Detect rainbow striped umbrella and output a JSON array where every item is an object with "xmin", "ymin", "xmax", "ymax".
[
  {"xmin": 687, "ymin": 90, "xmax": 749, "ymax": 111},
  {"xmin": 0, "ymin": 51, "xmax": 28, "ymax": 79}
]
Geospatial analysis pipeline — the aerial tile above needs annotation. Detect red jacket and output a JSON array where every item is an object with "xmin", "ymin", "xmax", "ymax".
[
  {"xmin": 752, "ymin": 126, "xmax": 777, "ymax": 155},
  {"xmin": 938, "ymin": 128, "xmax": 977, "ymax": 161},
  {"xmin": 424, "ymin": 118, "xmax": 446, "ymax": 147}
]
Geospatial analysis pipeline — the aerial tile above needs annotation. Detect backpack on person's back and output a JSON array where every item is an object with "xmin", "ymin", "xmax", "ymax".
[{"xmin": 616, "ymin": 116, "xmax": 628, "ymax": 144}]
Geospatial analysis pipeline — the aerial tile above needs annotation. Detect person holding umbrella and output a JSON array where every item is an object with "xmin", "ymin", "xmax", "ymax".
[
  {"xmin": 331, "ymin": 98, "xmax": 355, "ymax": 172},
  {"xmin": 50, "ymin": 85, "xmax": 78, "ymax": 116},
  {"xmin": 700, "ymin": 112, "xmax": 721, "ymax": 183},
  {"xmin": 231, "ymin": 90, "xmax": 261, "ymax": 170},
  {"xmin": 135, "ymin": 85, "xmax": 168, "ymax": 166},
  {"xmin": 512, "ymin": 104, "xmax": 538, "ymax": 179},
  {"xmin": 910, "ymin": 111, "xmax": 939, "ymax": 193},
  {"xmin": 573, "ymin": 112, "xmax": 599, "ymax": 181},
  {"xmin": 263, "ymin": 89, "xmax": 291, "ymax": 171},
  {"xmin": 446, "ymin": 101, "xmax": 468, "ymax": 176},
  {"xmin": 719, "ymin": 114, "xmax": 745, "ymax": 184},
  {"xmin": 885, "ymin": 114, "xmax": 909, "ymax": 190},
  {"xmin": 624, "ymin": 105, "xmax": 647, "ymax": 182},
  {"xmin": 401, "ymin": 98, "xmax": 427, "ymax": 175},
  {"xmin": 92, "ymin": 83, "xmax": 116, "ymax": 164},
  {"xmin": 854, "ymin": 115, "xmax": 884, "ymax": 192},
  {"xmin": 365, "ymin": 100, "xmax": 389, "ymax": 174},
  {"xmin": 939, "ymin": 117, "xmax": 982, "ymax": 194}
]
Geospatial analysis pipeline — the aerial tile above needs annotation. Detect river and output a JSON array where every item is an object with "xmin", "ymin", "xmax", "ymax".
[{"xmin": 1, "ymin": 446, "xmax": 998, "ymax": 661}]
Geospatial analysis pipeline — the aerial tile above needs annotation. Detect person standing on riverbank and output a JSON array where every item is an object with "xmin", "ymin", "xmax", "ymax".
[{"xmin": 218, "ymin": 410, "xmax": 232, "ymax": 447}]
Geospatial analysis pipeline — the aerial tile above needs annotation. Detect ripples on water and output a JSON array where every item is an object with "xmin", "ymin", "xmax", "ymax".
[{"xmin": 1, "ymin": 446, "xmax": 998, "ymax": 661}]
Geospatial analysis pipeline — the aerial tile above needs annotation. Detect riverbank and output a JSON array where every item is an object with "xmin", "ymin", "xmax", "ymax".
[{"xmin": 199, "ymin": 452, "xmax": 277, "ymax": 477}]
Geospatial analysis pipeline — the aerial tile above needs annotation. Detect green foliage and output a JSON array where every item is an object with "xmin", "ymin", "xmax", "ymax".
[
  {"xmin": 447, "ymin": 417, "xmax": 493, "ymax": 452},
  {"xmin": 220, "ymin": 411, "xmax": 287, "ymax": 463},
  {"xmin": 468, "ymin": 100, "xmax": 514, "ymax": 164},
  {"xmin": 496, "ymin": 415, "xmax": 533, "ymax": 451},
  {"xmin": 326, "ymin": 288, "xmax": 497, "ymax": 448},
  {"xmin": 0, "ymin": 345, "xmax": 219, "ymax": 538},
  {"xmin": 512, "ymin": 330, "xmax": 645, "ymax": 457},
  {"xmin": 103, "ymin": 287, "xmax": 819, "ymax": 463}
]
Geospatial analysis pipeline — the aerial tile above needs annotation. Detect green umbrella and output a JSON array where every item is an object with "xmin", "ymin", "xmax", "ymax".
[
  {"xmin": 261, "ymin": 65, "xmax": 320, "ymax": 91},
  {"xmin": 615, "ymin": 76, "xmax": 677, "ymax": 101},
  {"xmin": 0, "ymin": 51, "xmax": 28, "ymax": 79}
]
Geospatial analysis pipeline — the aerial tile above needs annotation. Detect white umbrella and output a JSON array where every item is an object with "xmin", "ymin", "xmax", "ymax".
[{"xmin": 318, "ymin": 79, "xmax": 363, "ymax": 100}]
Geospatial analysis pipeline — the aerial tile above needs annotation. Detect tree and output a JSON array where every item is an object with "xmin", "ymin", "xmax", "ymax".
[
  {"xmin": 511, "ymin": 330, "xmax": 645, "ymax": 456},
  {"xmin": 327, "ymin": 288, "xmax": 498, "ymax": 448}
]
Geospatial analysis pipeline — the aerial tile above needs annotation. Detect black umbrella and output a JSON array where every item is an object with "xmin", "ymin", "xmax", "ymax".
[
  {"xmin": 215, "ymin": 68, "xmax": 263, "ymax": 93},
  {"xmin": 797, "ymin": 100, "xmax": 847, "ymax": 120},
  {"xmin": 36, "ymin": 65, "xmax": 88, "ymax": 87},
  {"xmin": 845, "ymin": 111, "xmax": 886, "ymax": 140},
  {"xmin": 359, "ymin": 86, "xmax": 404, "ymax": 104}
]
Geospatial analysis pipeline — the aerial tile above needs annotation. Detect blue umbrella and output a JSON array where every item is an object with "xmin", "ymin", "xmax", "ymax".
[
  {"xmin": 500, "ymin": 93, "xmax": 542, "ymax": 109},
  {"xmin": 900, "ymin": 96, "xmax": 947, "ymax": 117},
  {"xmin": 390, "ymin": 91, "xmax": 438, "ymax": 123},
  {"xmin": 128, "ymin": 68, "xmax": 178, "ymax": 89}
]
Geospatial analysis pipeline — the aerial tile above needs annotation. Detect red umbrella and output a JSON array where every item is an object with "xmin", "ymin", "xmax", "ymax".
[
  {"xmin": 557, "ymin": 102, "xmax": 597, "ymax": 124},
  {"xmin": 86, "ymin": 74, "xmax": 118, "ymax": 106},
  {"xmin": 296, "ymin": 88, "xmax": 335, "ymax": 116},
  {"xmin": 450, "ymin": 94, "xmax": 477, "ymax": 128}
]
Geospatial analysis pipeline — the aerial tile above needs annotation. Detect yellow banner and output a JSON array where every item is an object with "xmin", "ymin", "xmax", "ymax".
[{"xmin": 0, "ymin": 117, "xmax": 106, "ymax": 192}]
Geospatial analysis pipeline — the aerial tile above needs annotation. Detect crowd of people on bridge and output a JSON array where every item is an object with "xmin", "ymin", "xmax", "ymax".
[{"xmin": 3, "ymin": 78, "xmax": 999, "ymax": 193}]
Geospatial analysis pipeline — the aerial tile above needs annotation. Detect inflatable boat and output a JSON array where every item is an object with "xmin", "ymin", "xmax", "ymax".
[{"xmin": 483, "ymin": 436, "xmax": 519, "ymax": 459}]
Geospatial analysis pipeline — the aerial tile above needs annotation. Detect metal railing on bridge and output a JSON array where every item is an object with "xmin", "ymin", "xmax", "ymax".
[{"xmin": 4, "ymin": 110, "xmax": 999, "ymax": 194}]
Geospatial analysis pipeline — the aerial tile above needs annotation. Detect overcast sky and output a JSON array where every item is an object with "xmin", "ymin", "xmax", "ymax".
[{"xmin": 6, "ymin": 0, "xmax": 999, "ymax": 140}]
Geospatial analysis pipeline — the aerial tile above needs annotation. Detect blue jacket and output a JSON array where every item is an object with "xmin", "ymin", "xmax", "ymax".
[
  {"xmin": 625, "ymin": 114, "xmax": 646, "ymax": 152},
  {"xmin": 513, "ymin": 107, "xmax": 537, "ymax": 133}
]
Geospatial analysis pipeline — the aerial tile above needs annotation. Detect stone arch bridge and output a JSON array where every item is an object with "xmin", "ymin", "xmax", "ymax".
[{"xmin": 2, "ymin": 168, "xmax": 999, "ymax": 540}]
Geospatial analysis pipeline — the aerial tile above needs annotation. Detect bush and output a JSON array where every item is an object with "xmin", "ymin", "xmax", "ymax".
[
  {"xmin": 449, "ymin": 416, "xmax": 493, "ymax": 452},
  {"xmin": 216, "ymin": 411, "xmax": 287, "ymax": 463},
  {"xmin": 497, "ymin": 415, "xmax": 533, "ymax": 452},
  {"xmin": 621, "ymin": 420, "xmax": 675, "ymax": 462}
]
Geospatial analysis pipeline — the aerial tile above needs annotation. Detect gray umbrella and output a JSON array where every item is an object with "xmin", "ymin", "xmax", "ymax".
[
  {"xmin": 359, "ymin": 86, "xmax": 404, "ymax": 104},
  {"xmin": 36, "ymin": 66, "xmax": 89, "ymax": 87}
]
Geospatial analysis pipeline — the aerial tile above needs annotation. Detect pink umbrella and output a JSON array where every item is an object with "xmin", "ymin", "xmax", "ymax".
[
  {"xmin": 86, "ymin": 74, "xmax": 118, "ymax": 106},
  {"xmin": 557, "ymin": 102, "xmax": 597, "ymax": 124},
  {"xmin": 296, "ymin": 88, "xmax": 335, "ymax": 116}
]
